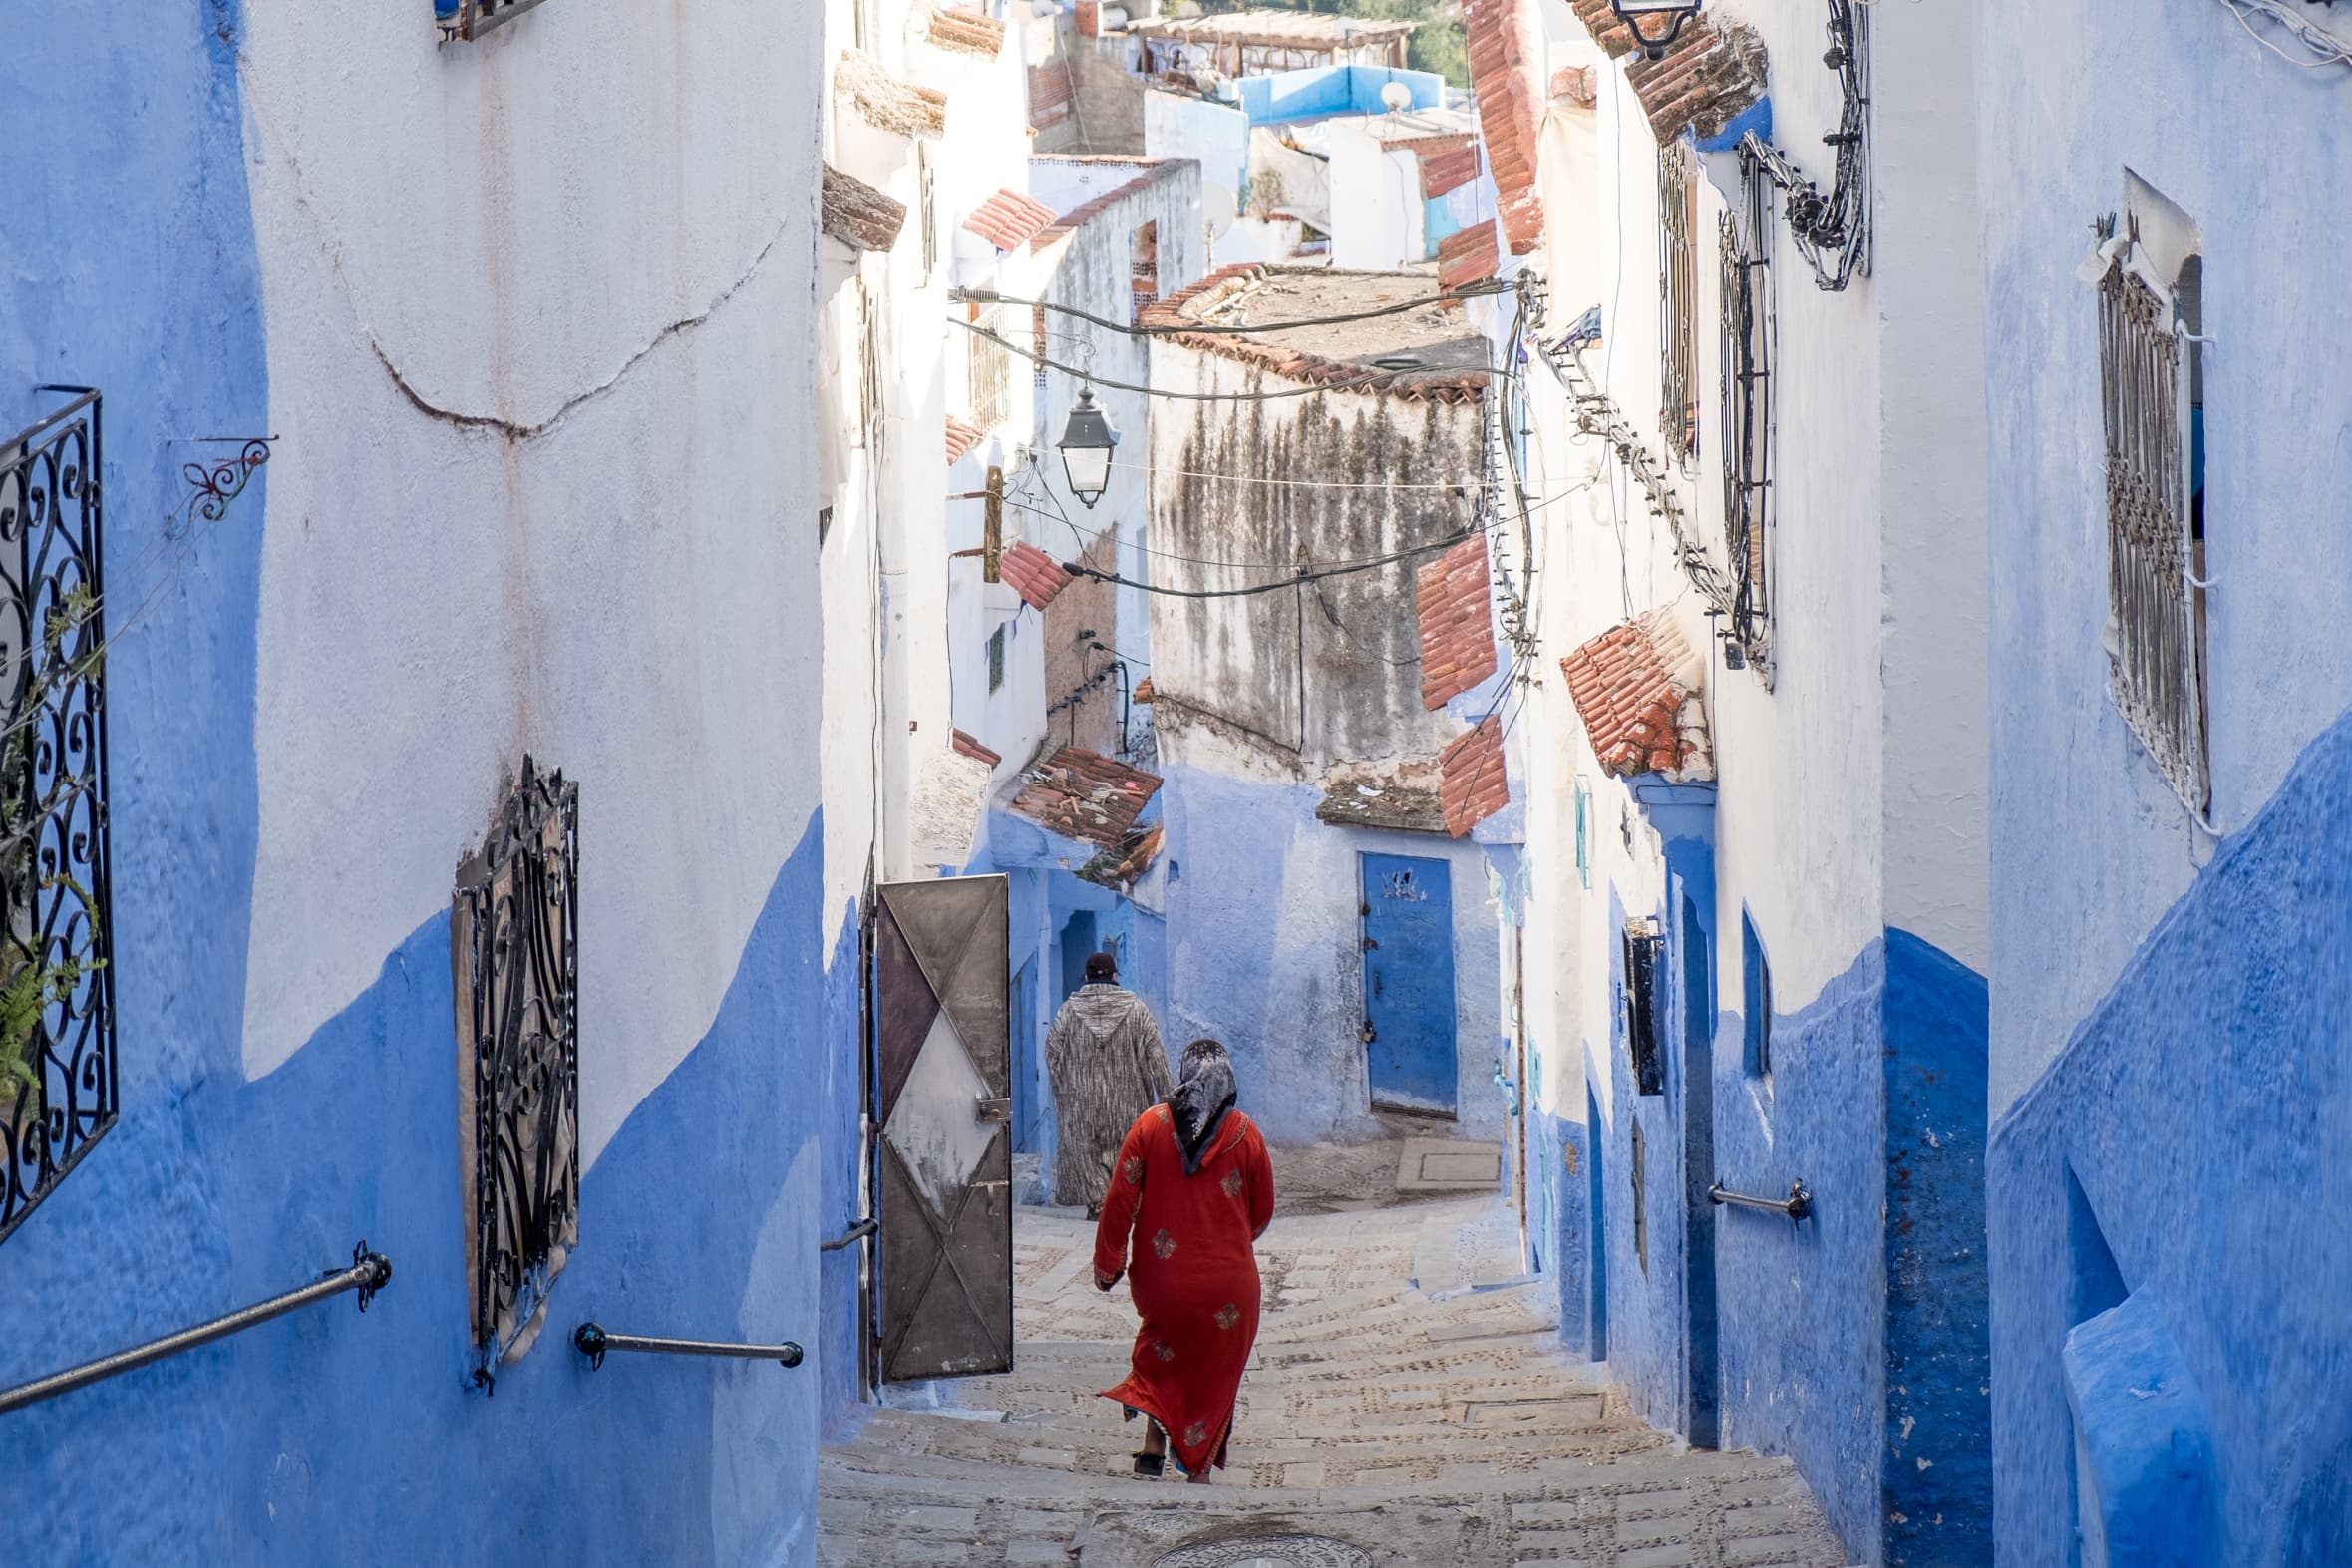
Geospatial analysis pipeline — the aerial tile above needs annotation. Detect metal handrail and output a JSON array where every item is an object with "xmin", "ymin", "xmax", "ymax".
[
  {"xmin": 0, "ymin": 1241, "xmax": 392, "ymax": 1416},
  {"xmin": 820, "ymin": 1217, "xmax": 877, "ymax": 1253},
  {"xmin": 1710, "ymin": 1179, "xmax": 1813, "ymax": 1222},
  {"xmin": 572, "ymin": 1323, "xmax": 803, "ymax": 1371}
]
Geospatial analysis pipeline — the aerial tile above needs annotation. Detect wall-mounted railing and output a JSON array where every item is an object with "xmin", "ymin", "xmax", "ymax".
[
  {"xmin": 1710, "ymin": 1179, "xmax": 1813, "ymax": 1223},
  {"xmin": 820, "ymin": 1217, "xmax": 877, "ymax": 1253},
  {"xmin": 571, "ymin": 1323, "xmax": 804, "ymax": 1372},
  {"xmin": 0, "ymin": 1242, "xmax": 392, "ymax": 1416}
]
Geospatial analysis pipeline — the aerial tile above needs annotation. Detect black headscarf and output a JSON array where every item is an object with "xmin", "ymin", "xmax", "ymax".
[{"xmin": 1170, "ymin": 1038, "xmax": 1237, "ymax": 1176}]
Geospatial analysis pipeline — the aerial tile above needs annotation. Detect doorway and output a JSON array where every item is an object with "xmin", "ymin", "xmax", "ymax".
[{"xmin": 1359, "ymin": 852, "xmax": 1459, "ymax": 1116}]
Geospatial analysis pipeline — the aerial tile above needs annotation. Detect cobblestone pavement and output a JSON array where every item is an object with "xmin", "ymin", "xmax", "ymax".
[{"xmin": 820, "ymin": 1197, "xmax": 1852, "ymax": 1566}]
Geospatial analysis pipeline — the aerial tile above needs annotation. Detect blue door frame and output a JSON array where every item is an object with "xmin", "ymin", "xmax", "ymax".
[{"xmin": 1360, "ymin": 852, "xmax": 1458, "ymax": 1116}]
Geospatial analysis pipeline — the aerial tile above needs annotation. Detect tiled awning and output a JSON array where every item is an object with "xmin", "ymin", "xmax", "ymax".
[
  {"xmin": 963, "ymin": 189, "xmax": 1058, "ymax": 252},
  {"xmin": 1558, "ymin": 608, "xmax": 1714, "ymax": 783},
  {"xmin": 998, "ymin": 541, "xmax": 1073, "ymax": 610},
  {"xmin": 1440, "ymin": 717, "xmax": 1509, "ymax": 836},
  {"xmin": 1415, "ymin": 533, "xmax": 1498, "ymax": 710},
  {"xmin": 822, "ymin": 164, "xmax": 908, "ymax": 252},
  {"xmin": 1007, "ymin": 748, "xmax": 1163, "ymax": 849}
]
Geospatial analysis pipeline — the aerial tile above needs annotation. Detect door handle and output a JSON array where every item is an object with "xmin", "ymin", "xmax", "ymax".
[
  {"xmin": 975, "ymin": 1097, "xmax": 1012, "ymax": 1124},
  {"xmin": 1360, "ymin": 1020, "xmax": 1377, "ymax": 1044}
]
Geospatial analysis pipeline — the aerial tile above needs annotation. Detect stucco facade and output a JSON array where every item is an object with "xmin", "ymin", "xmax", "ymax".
[{"xmin": 1975, "ymin": 2, "xmax": 2352, "ymax": 1561}]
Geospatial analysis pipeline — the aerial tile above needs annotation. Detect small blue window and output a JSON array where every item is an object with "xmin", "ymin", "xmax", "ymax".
[
  {"xmin": 1741, "ymin": 911, "xmax": 1772, "ymax": 1082},
  {"xmin": 1572, "ymin": 778, "xmax": 1592, "ymax": 889}
]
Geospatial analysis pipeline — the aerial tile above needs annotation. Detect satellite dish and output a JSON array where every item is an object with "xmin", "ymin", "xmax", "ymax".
[
  {"xmin": 1201, "ymin": 184, "xmax": 1238, "ymax": 239},
  {"xmin": 1380, "ymin": 82, "xmax": 1413, "ymax": 113}
]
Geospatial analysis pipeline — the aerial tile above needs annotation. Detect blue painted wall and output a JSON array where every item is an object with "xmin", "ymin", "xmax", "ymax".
[
  {"xmin": 1237, "ymin": 65, "xmax": 1445, "ymax": 125},
  {"xmin": 1989, "ymin": 710, "xmax": 2352, "ymax": 1567},
  {"xmin": 0, "ymin": 6, "xmax": 837, "ymax": 1554}
]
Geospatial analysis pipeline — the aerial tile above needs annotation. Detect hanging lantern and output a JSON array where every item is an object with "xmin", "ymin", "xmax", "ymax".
[
  {"xmin": 1609, "ymin": 0, "xmax": 1701, "ymax": 59},
  {"xmin": 1057, "ymin": 387, "xmax": 1119, "ymax": 509}
]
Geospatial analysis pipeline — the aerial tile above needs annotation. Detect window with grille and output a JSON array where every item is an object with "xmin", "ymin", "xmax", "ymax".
[
  {"xmin": 853, "ymin": 288, "xmax": 882, "ymax": 451},
  {"xmin": 0, "ymin": 388, "xmax": 117, "ymax": 1247},
  {"xmin": 918, "ymin": 150, "xmax": 939, "ymax": 281},
  {"xmin": 1131, "ymin": 220, "xmax": 1160, "ymax": 325},
  {"xmin": 987, "ymin": 623, "xmax": 1007, "ymax": 693},
  {"xmin": 1629, "ymin": 1119, "xmax": 1648, "ymax": 1276},
  {"xmin": 436, "ymin": 0, "xmax": 555, "ymax": 41},
  {"xmin": 1621, "ymin": 918, "xmax": 1664, "ymax": 1098},
  {"xmin": 1719, "ymin": 163, "xmax": 1774, "ymax": 664},
  {"xmin": 1658, "ymin": 141, "xmax": 1699, "ymax": 466},
  {"xmin": 1572, "ymin": 777, "xmax": 1592, "ymax": 890},
  {"xmin": 969, "ymin": 305, "xmax": 1013, "ymax": 433},
  {"xmin": 2097, "ymin": 221, "xmax": 2208, "ymax": 815}
]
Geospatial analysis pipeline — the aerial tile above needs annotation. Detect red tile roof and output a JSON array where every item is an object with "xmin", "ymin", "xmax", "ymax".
[
  {"xmin": 1415, "ymin": 534, "xmax": 1498, "ymax": 710},
  {"xmin": 927, "ymin": 5, "xmax": 1006, "ymax": 55},
  {"xmin": 1436, "ymin": 220, "xmax": 1502, "ymax": 294},
  {"xmin": 1550, "ymin": 64, "xmax": 1597, "ymax": 108},
  {"xmin": 1566, "ymin": 0, "xmax": 1769, "ymax": 145},
  {"xmin": 821, "ymin": 164, "xmax": 908, "ymax": 252},
  {"xmin": 1084, "ymin": 822, "xmax": 1165, "ymax": 886},
  {"xmin": 1440, "ymin": 717, "xmax": 1510, "ymax": 837},
  {"xmin": 963, "ymin": 189, "xmax": 1058, "ymax": 252},
  {"xmin": 1138, "ymin": 265, "xmax": 1489, "ymax": 406},
  {"xmin": 1558, "ymin": 608, "xmax": 1715, "ymax": 782},
  {"xmin": 1008, "ymin": 747, "xmax": 1164, "ymax": 850},
  {"xmin": 945, "ymin": 417, "xmax": 983, "ymax": 464},
  {"xmin": 999, "ymin": 541, "xmax": 1073, "ymax": 609},
  {"xmin": 1029, "ymin": 157, "xmax": 1193, "ymax": 251},
  {"xmin": 1419, "ymin": 145, "xmax": 1483, "ymax": 201},
  {"xmin": 951, "ymin": 729, "xmax": 1001, "ymax": 768},
  {"xmin": 1463, "ymin": 0, "xmax": 1545, "ymax": 255},
  {"xmin": 1133, "ymin": 676, "xmax": 1155, "ymax": 704}
]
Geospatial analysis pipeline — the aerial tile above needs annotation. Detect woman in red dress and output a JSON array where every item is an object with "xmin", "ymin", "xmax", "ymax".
[{"xmin": 1092, "ymin": 1038, "xmax": 1276, "ymax": 1482}]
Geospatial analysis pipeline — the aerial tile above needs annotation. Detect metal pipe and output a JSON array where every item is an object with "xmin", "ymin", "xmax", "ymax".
[
  {"xmin": 572, "ymin": 1323, "xmax": 804, "ymax": 1371},
  {"xmin": 1709, "ymin": 1179, "xmax": 1813, "ymax": 1222},
  {"xmin": 820, "ymin": 1217, "xmax": 877, "ymax": 1253},
  {"xmin": 0, "ymin": 1242, "xmax": 392, "ymax": 1417}
]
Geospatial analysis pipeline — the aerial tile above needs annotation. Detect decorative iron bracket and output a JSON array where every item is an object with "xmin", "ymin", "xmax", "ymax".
[
  {"xmin": 1710, "ymin": 1178, "xmax": 1813, "ymax": 1222},
  {"xmin": 571, "ymin": 1323, "xmax": 804, "ymax": 1372},
  {"xmin": 168, "ymin": 436, "xmax": 274, "ymax": 539},
  {"xmin": 0, "ymin": 1242, "xmax": 392, "ymax": 1416}
]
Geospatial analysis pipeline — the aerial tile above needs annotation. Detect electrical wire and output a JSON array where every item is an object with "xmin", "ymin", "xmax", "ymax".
[
  {"xmin": 952, "ymin": 278, "xmax": 1513, "ymax": 339},
  {"xmin": 1061, "ymin": 530, "xmax": 1485, "ymax": 600},
  {"xmin": 2214, "ymin": 0, "xmax": 2352, "ymax": 65},
  {"xmin": 955, "ymin": 317, "xmax": 1495, "ymax": 402},
  {"xmin": 1106, "ymin": 457, "xmax": 1483, "ymax": 491}
]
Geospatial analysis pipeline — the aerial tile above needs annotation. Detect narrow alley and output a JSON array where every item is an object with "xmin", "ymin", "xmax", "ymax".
[{"xmin": 822, "ymin": 1153, "xmax": 1847, "ymax": 1566}]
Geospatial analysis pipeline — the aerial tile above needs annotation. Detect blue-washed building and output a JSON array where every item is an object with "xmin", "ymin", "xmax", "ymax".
[
  {"xmin": 1497, "ymin": 0, "xmax": 1994, "ymax": 1560},
  {"xmin": 1137, "ymin": 265, "xmax": 1510, "ymax": 1148},
  {"xmin": 0, "ymin": 0, "xmax": 874, "ymax": 1558},
  {"xmin": 1974, "ymin": 2, "xmax": 2352, "ymax": 1562}
]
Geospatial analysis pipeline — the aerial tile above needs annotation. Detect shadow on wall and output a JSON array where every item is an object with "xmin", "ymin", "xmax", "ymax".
[
  {"xmin": 1990, "ymin": 708, "xmax": 2352, "ymax": 1568},
  {"xmin": 0, "ymin": 823, "xmax": 832, "ymax": 1567}
]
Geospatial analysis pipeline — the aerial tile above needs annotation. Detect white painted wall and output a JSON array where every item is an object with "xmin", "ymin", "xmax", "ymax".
[
  {"xmin": 237, "ymin": 0, "xmax": 826, "ymax": 1164},
  {"xmin": 1326, "ymin": 122, "xmax": 1426, "ymax": 271}
]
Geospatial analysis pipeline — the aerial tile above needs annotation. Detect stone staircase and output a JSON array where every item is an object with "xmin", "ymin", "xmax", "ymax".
[{"xmin": 819, "ymin": 1200, "xmax": 1849, "ymax": 1567}]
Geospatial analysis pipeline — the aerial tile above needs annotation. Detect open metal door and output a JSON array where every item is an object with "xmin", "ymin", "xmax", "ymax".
[{"xmin": 874, "ymin": 874, "xmax": 1013, "ymax": 1383}]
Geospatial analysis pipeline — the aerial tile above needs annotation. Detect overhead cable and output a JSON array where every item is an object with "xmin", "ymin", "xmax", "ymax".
[
  {"xmin": 950, "ymin": 278, "xmax": 1513, "ymax": 339},
  {"xmin": 951, "ymin": 318, "xmax": 1493, "ymax": 402}
]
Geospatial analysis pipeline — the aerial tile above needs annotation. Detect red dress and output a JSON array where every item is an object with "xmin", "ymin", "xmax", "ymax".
[{"xmin": 1092, "ymin": 1102, "xmax": 1276, "ymax": 1476}]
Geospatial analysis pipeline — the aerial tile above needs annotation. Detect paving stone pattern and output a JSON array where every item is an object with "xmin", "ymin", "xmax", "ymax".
[{"xmin": 821, "ymin": 1198, "xmax": 1851, "ymax": 1566}]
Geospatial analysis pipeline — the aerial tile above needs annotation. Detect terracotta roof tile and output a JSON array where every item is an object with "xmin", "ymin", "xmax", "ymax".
[
  {"xmin": 1008, "ymin": 747, "xmax": 1164, "ymax": 850},
  {"xmin": 1415, "ymin": 534, "xmax": 1499, "ymax": 709},
  {"xmin": 1463, "ymin": 0, "xmax": 1546, "ymax": 255},
  {"xmin": 836, "ymin": 50, "xmax": 949, "ymax": 140},
  {"xmin": 1440, "ymin": 717, "xmax": 1510, "ymax": 836},
  {"xmin": 821, "ymin": 164, "xmax": 908, "ymax": 253},
  {"xmin": 1436, "ymin": 220, "xmax": 1502, "ymax": 293},
  {"xmin": 927, "ymin": 5, "xmax": 1005, "ymax": 56},
  {"xmin": 1129, "ymin": 14, "xmax": 1417, "ymax": 49},
  {"xmin": 1317, "ymin": 766, "xmax": 1447, "ymax": 834},
  {"xmin": 1566, "ymin": 1, "xmax": 1769, "ymax": 145},
  {"xmin": 998, "ymin": 541, "xmax": 1074, "ymax": 609},
  {"xmin": 1558, "ymin": 608, "xmax": 1715, "ymax": 783},
  {"xmin": 1134, "ymin": 676, "xmax": 1155, "ymax": 704},
  {"xmin": 1550, "ymin": 64, "xmax": 1598, "ymax": 107},
  {"xmin": 1420, "ymin": 145, "xmax": 1483, "ymax": 201},
  {"xmin": 963, "ymin": 188, "xmax": 1059, "ymax": 252},
  {"xmin": 951, "ymin": 729, "xmax": 1002, "ymax": 767},
  {"xmin": 944, "ymin": 417, "xmax": 983, "ymax": 464},
  {"xmin": 1137, "ymin": 265, "xmax": 1489, "ymax": 407},
  {"xmin": 1083, "ymin": 821, "xmax": 1166, "ymax": 886}
]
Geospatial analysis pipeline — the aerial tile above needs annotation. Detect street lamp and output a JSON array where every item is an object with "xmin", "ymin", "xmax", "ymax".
[
  {"xmin": 1057, "ymin": 387, "xmax": 1118, "ymax": 509},
  {"xmin": 1609, "ymin": 0, "xmax": 1701, "ymax": 59}
]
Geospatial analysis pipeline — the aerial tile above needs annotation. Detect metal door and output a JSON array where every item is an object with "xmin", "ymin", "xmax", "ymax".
[
  {"xmin": 874, "ymin": 875, "xmax": 1013, "ymax": 1383},
  {"xmin": 1359, "ymin": 852, "xmax": 1458, "ymax": 1115}
]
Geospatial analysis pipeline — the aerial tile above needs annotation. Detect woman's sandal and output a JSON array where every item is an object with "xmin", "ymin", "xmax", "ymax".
[{"xmin": 1132, "ymin": 1451, "xmax": 1166, "ymax": 1478}]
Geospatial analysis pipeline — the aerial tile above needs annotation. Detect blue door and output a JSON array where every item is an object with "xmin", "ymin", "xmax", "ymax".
[{"xmin": 1360, "ymin": 852, "xmax": 1458, "ymax": 1115}]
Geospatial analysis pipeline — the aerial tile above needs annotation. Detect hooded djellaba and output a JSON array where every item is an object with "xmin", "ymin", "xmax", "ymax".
[{"xmin": 1045, "ymin": 952, "xmax": 1173, "ymax": 1215}]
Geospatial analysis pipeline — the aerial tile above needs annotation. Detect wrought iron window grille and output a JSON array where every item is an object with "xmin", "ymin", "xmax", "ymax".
[
  {"xmin": 1629, "ymin": 1119, "xmax": 1649, "ymax": 1275},
  {"xmin": 454, "ymin": 757, "xmax": 580, "ymax": 1387},
  {"xmin": 1658, "ymin": 142, "xmax": 1699, "ymax": 466},
  {"xmin": 436, "ymin": 0, "xmax": 558, "ymax": 42},
  {"xmin": 168, "ymin": 436, "xmax": 274, "ymax": 541},
  {"xmin": 1733, "ymin": 0, "xmax": 1871, "ymax": 293},
  {"xmin": 0, "ymin": 386, "xmax": 118, "ymax": 1249},
  {"xmin": 2098, "ymin": 255, "xmax": 2209, "ymax": 815},
  {"xmin": 969, "ymin": 305, "xmax": 1015, "ymax": 434},
  {"xmin": 1718, "ymin": 160, "xmax": 1775, "ymax": 672},
  {"xmin": 1621, "ymin": 918, "xmax": 1664, "ymax": 1098}
]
